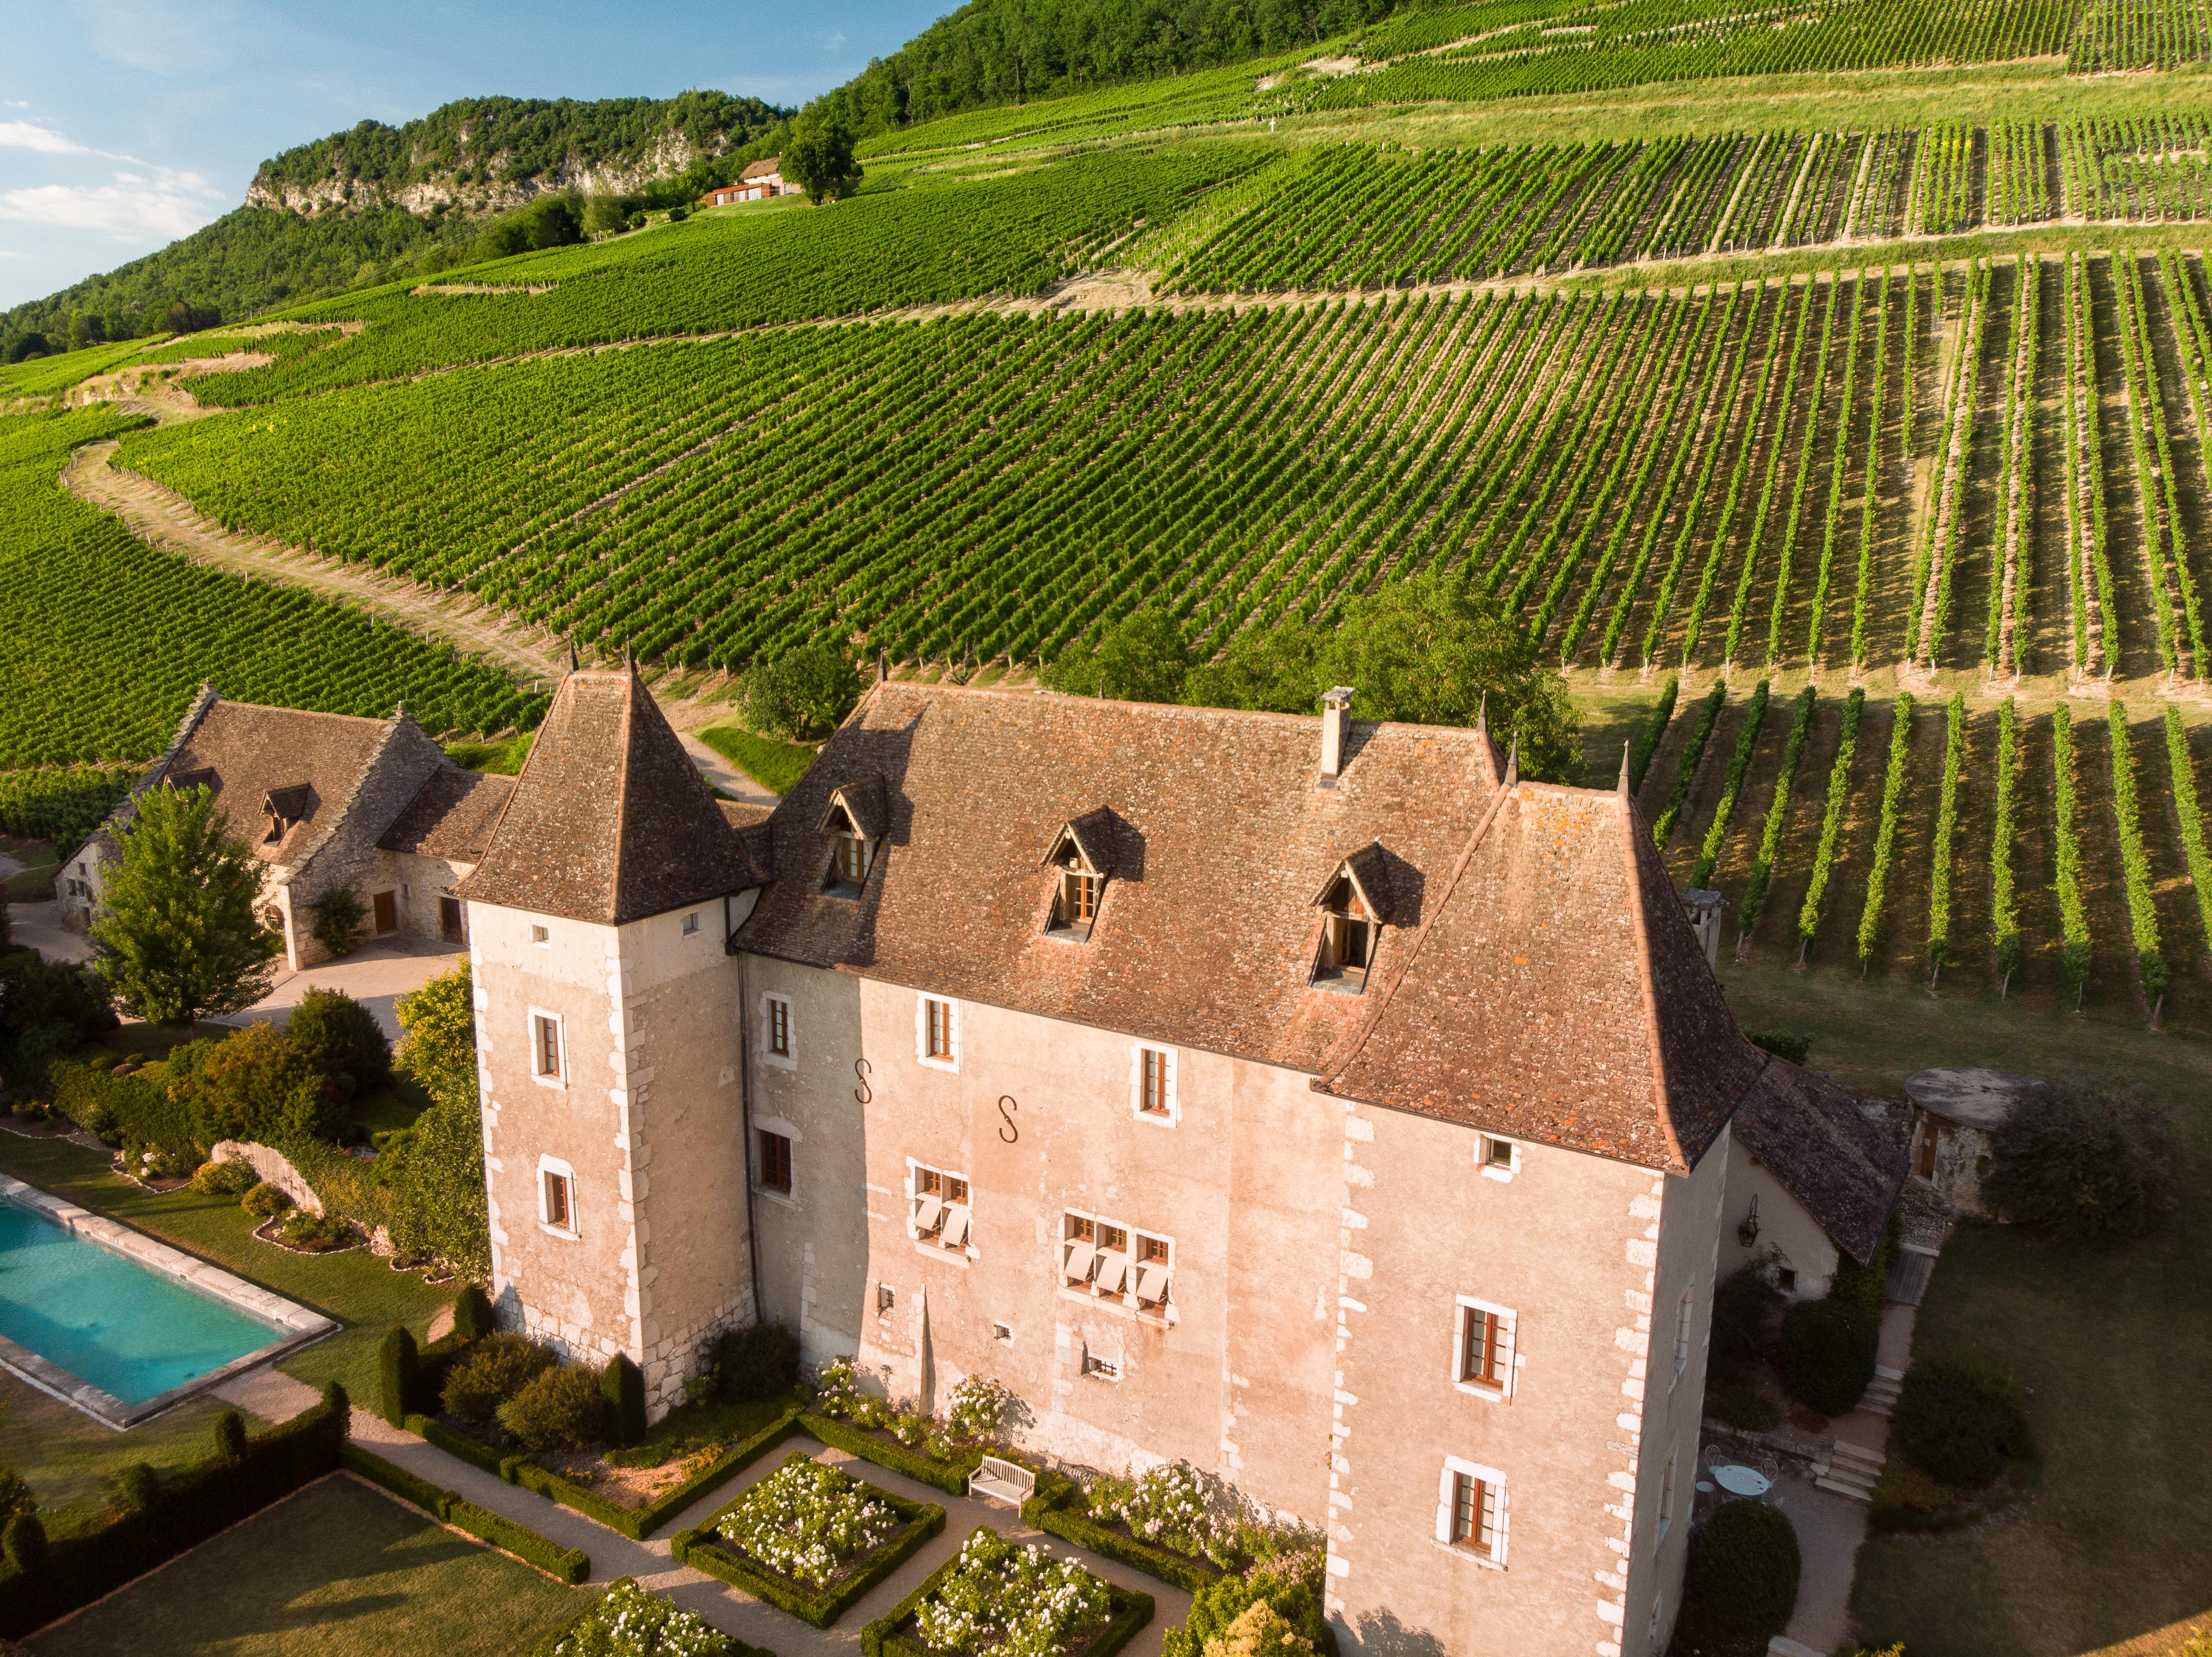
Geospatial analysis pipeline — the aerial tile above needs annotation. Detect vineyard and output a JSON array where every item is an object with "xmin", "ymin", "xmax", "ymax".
[{"xmin": 0, "ymin": 409, "xmax": 544, "ymax": 770}]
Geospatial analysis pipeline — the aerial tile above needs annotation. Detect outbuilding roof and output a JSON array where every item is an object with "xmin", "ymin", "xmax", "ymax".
[
  {"xmin": 378, "ymin": 767, "xmax": 517, "ymax": 862},
  {"xmin": 1730, "ymin": 1057, "xmax": 1909, "ymax": 1265},
  {"xmin": 460, "ymin": 667, "xmax": 764, "ymax": 924},
  {"xmin": 740, "ymin": 157, "xmax": 782, "ymax": 180}
]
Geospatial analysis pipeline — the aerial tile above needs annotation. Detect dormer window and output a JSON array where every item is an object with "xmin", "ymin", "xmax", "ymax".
[
  {"xmin": 819, "ymin": 779, "xmax": 889, "ymax": 900},
  {"xmin": 1311, "ymin": 846, "xmax": 1393, "ymax": 994},
  {"xmin": 1042, "ymin": 813, "xmax": 1116, "ymax": 942}
]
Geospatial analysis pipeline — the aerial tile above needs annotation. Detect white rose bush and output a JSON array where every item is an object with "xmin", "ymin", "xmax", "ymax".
[
  {"xmin": 714, "ymin": 1459, "xmax": 901, "ymax": 1587},
  {"xmin": 555, "ymin": 1578, "xmax": 737, "ymax": 1656},
  {"xmin": 913, "ymin": 1530, "xmax": 1115, "ymax": 1656}
]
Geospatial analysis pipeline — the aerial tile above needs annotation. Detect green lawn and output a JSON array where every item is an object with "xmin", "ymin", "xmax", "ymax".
[
  {"xmin": 0, "ymin": 1376, "xmax": 230, "ymax": 1540},
  {"xmin": 443, "ymin": 732, "xmax": 534, "ymax": 775},
  {"xmin": 1720, "ymin": 959, "xmax": 2212, "ymax": 1657},
  {"xmin": 27, "ymin": 1474, "xmax": 587, "ymax": 1657},
  {"xmin": 0, "ymin": 1134, "xmax": 451, "ymax": 1413},
  {"xmin": 696, "ymin": 724, "xmax": 815, "ymax": 797}
]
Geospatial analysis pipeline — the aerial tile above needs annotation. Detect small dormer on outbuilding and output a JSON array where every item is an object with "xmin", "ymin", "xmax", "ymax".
[
  {"xmin": 263, "ymin": 784, "xmax": 315, "ymax": 846},
  {"xmin": 1042, "ymin": 808, "xmax": 1119, "ymax": 942},
  {"xmin": 820, "ymin": 776, "xmax": 890, "ymax": 898},
  {"xmin": 1311, "ymin": 842, "xmax": 1393, "ymax": 992}
]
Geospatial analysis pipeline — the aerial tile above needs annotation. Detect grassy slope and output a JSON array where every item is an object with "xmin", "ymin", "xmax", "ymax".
[
  {"xmin": 26, "ymin": 1475, "xmax": 586, "ymax": 1657},
  {"xmin": 1715, "ymin": 960, "xmax": 2212, "ymax": 1657},
  {"xmin": 695, "ymin": 725, "xmax": 815, "ymax": 796}
]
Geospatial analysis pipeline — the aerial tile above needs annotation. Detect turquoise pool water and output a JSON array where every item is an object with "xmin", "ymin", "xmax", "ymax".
[{"xmin": 0, "ymin": 1199, "xmax": 281, "ymax": 1406}]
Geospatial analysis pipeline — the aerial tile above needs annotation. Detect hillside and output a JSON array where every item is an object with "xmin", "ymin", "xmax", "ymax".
[{"xmin": 9, "ymin": 0, "xmax": 2212, "ymax": 1066}]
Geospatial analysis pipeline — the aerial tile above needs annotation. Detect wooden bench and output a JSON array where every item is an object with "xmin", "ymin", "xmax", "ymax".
[{"xmin": 968, "ymin": 1454, "xmax": 1035, "ymax": 1508}]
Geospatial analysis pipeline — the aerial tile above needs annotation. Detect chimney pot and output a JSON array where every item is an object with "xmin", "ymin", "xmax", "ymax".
[{"xmin": 1320, "ymin": 686, "xmax": 1356, "ymax": 782}]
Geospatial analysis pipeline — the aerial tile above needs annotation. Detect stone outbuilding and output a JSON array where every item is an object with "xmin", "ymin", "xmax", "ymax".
[
  {"xmin": 1902, "ymin": 1067, "xmax": 2041, "ymax": 1215},
  {"xmin": 1720, "ymin": 1060, "xmax": 1909, "ymax": 1298}
]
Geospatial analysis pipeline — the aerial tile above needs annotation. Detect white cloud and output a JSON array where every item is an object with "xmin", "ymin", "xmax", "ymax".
[
  {"xmin": 0, "ymin": 166, "xmax": 222, "ymax": 241},
  {"xmin": 0, "ymin": 121, "xmax": 92, "ymax": 155},
  {"xmin": 826, "ymin": 30, "xmax": 847, "ymax": 49}
]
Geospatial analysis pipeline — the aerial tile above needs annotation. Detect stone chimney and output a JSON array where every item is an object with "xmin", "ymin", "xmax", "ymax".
[
  {"xmin": 1682, "ymin": 889, "xmax": 1727, "ymax": 971},
  {"xmin": 1319, "ymin": 686, "xmax": 1356, "ymax": 784}
]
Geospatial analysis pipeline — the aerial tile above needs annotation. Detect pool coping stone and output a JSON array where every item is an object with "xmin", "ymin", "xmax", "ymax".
[{"xmin": 0, "ymin": 1174, "xmax": 338, "ymax": 1430}]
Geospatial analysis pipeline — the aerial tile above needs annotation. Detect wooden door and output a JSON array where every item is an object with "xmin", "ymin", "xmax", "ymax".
[
  {"xmin": 439, "ymin": 897, "xmax": 463, "ymax": 943},
  {"xmin": 373, "ymin": 890, "xmax": 398, "ymax": 934}
]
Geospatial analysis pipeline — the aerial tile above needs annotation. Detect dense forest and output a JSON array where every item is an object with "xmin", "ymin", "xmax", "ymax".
[{"xmin": 806, "ymin": 0, "xmax": 1399, "ymax": 136}]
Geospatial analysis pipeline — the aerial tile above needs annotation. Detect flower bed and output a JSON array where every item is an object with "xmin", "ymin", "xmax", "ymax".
[
  {"xmin": 672, "ymin": 1453, "xmax": 944, "ymax": 1627},
  {"xmin": 518, "ymin": 1576, "xmax": 774, "ymax": 1657},
  {"xmin": 862, "ymin": 1526, "xmax": 1152, "ymax": 1657},
  {"xmin": 514, "ymin": 1405, "xmax": 807, "ymax": 1541}
]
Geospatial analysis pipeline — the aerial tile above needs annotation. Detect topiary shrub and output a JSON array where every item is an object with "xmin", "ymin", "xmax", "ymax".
[
  {"xmin": 241, "ymin": 1181, "xmax": 291, "ymax": 1220},
  {"xmin": 1892, "ymin": 1349, "xmax": 2034, "ymax": 1489},
  {"xmin": 116, "ymin": 1462, "xmax": 161, "ymax": 1512},
  {"xmin": 1778, "ymin": 1298, "xmax": 1878, "ymax": 1418},
  {"xmin": 1681, "ymin": 1499, "xmax": 1799, "ymax": 1642},
  {"xmin": 601, "ymin": 1353, "xmax": 646, "ymax": 1447},
  {"xmin": 497, "ymin": 1363, "xmax": 607, "ymax": 1453},
  {"xmin": 1708, "ymin": 1264, "xmax": 1784, "ymax": 1384},
  {"xmin": 441, "ymin": 1332, "xmax": 556, "ymax": 1426},
  {"xmin": 191, "ymin": 1157, "xmax": 258, "ymax": 1196},
  {"xmin": 379, "ymin": 1326, "xmax": 419, "ymax": 1428},
  {"xmin": 3, "ymin": 1513, "xmax": 46, "ymax": 1576},
  {"xmin": 451, "ymin": 1283, "xmax": 496, "ymax": 1342},
  {"xmin": 286, "ymin": 986, "xmax": 392, "ymax": 1093},
  {"xmin": 213, "ymin": 1410, "xmax": 248, "ymax": 1465},
  {"xmin": 1984, "ymin": 1077, "xmax": 2175, "ymax": 1241},
  {"xmin": 711, "ymin": 1322, "xmax": 799, "ymax": 1402},
  {"xmin": 0, "ymin": 1467, "xmax": 34, "ymax": 1527},
  {"xmin": 310, "ymin": 890, "xmax": 367, "ymax": 960}
]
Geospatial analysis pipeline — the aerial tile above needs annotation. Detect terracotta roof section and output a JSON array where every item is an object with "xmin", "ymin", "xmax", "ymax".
[
  {"xmin": 1731, "ymin": 1058, "xmax": 1909, "ymax": 1265},
  {"xmin": 460, "ymin": 669, "xmax": 764, "ymax": 924},
  {"xmin": 738, "ymin": 683, "xmax": 1504, "ymax": 1075},
  {"xmin": 740, "ymin": 157, "xmax": 781, "ymax": 180},
  {"xmin": 156, "ymin": 700, "xmax": 393, "ymax": 865},
  {"xmin": 1313, "ymin": 779, "xmax": 1768, "ymax": 1173},
  {"xmin": 378, "ymin": 767, "xmax": 517, "ymax": 861}
]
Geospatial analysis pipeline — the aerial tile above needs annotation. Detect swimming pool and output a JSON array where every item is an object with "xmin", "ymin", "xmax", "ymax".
[{"xmin": 0, "ymin": 1177, "xmax": 336, "ymax": 1427}]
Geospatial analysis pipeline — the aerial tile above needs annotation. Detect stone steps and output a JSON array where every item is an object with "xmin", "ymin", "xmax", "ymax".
[
  {"xmin": 1861, "ymin": 1365, "xmax": 1905, "ymax": 1418},
  {"xmin": 1814, "ymin": 1439, "xmax": 1885, "ymax": 1502}
]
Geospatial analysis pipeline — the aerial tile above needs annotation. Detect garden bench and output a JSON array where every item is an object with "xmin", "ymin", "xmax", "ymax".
[{"xmin": 968, "ymin": 1455, "xmax": 1035, "ymax": 1508}]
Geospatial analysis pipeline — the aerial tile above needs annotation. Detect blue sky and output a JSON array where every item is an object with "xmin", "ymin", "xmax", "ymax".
[{"xmin": 0, "ymin": 0, "xmax": 943, "ymax": 308}]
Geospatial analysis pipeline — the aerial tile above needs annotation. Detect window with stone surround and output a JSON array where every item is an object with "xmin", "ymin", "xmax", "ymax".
[
  {"xmin": 537, "ymin": 1155, "xmax": 578, "ymax": 1238},
  {"xmin": 1673, "ymin": 1285, "xmax": 1696, "ymax": 1385},
  {"xmin": 760, "ymin": 992, "xmax": 795, "ymax": 1070},
  {"xmin": 1479, "ymin": 1134, "xmax": 1521, "ymax": 1182},
  {"xmin": 916, "ymin": 995, "xmax": 959, "ymax": 1071},
  {"xmin": 1436, "ymin": 1458, "xmax": 1508, "ymax": 1565},
  {"xmin": 756, "ymin": 1129, "xmax": 792, "ymax": 1196},
  {"xmin": 1061, "ymin": 1211, "xmax": 1173, "ymax": 1315},
  {"xmin": 909, "ymin": 1161, "xmax": 973, "ymax": 1254},
  {"xmin": 1453, "ymin": 1296, "xmax": 1516, "ymax": 1398},
  {"xmin": 530, "ymin": 1009, "xmax": 566, "ymax": 1086},
  {"xmin": 1131, "ymin": 1044, "xmax": 1177, "ymax": 1125},
  {"xmin": 1657, "ymin": 1441, "xmax": 1678, "ymax": 1543}
]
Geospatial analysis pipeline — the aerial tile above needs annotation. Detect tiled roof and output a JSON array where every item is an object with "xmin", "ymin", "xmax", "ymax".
[
  {"xmin": 157, "ymin": 700, "xmax": 393, "ymax": 866},
  {"xmin": 378, "ymin": 767, "xmax": 517, "ymax": 861},
  {"xmin": 740, "ymin": 157, "xmax": 781, "ymax": 180},
  {"xmin": 460, "ymin": 669, "xmax": 764, "ymax": 924},
  {"xmin": 1313, "ymin": 777, "xmax": 1767, "ymax": 1173},
  {"xmin": 1731, "ymin": 1059, "xmax": 1908, "ymax": 1265},
  {"xmin": 738, "ymin": 682, "xmax": 1505, "ymax": 1077}
]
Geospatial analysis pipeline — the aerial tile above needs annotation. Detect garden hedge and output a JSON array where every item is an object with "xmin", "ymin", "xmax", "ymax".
[
  {"xmin": 797, "ymin": 1411, "xmax": 982, "ymax": 1496},
  {"xmin": 1892, "ymin": 1350, "xmax": 2034, "ymax": 1488},
  {"xmin": 1778, "ymin": 1298, "xmax": 1878, "ymax": 1417},
  {"xmin": 672, "ymin": 1454, "xmax": 944, "ymax": 1627},
  {"xmin": 0, "ymin": 1383, "xmax": 348, "ymax": 1638},
  {"xmin": 513, "ymin": 1578, "xmax": 779, "ymax": 1657},
  {"xmin": 404, "ymin": 1412, "xmax": 528, "ymax": 1482},
  {"xmin": 44, "ymin": 1058, "xmax": 199, "ymax": 1163},
  {"xmin": 340, "ymin": 1443, "xmax": 590, "ymax": 1585},
  {"xmin": 512, "ymin": 1405, "xmax": 805, "ymax": 1541},
  {"xmin": 860, "ymin": 1524, "xmax": 1153, "ymax": 1657},
  {"xmin": 380, "ymin": 1320, "xmax": 481, "ymax": 1423},
  {"xmin": 1021, "ymin": 1469, "xmax": 1222, "ymax": 1592}
]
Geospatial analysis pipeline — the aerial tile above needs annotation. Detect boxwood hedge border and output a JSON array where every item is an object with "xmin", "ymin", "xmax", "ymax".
[
  {"xmin": 669, "ymin": 1450, "xmax": 944, "ymax": 1627},
  {"xmin": 342, "ymin": 1442, "xmax": 589, "ymax": 1584}
]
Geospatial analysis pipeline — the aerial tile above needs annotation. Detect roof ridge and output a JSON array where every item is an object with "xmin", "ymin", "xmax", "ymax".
[
  {"xmin": 610, "ymin": 672, "xmax": 638, "ymax": 920},
  {"xmin": 289, "ymin": 708, "xmax": 427, "ymax": 878},
  {"xmin": 1314, "ymin": 770, "xmax": 1518, "ymax": 1092},
  {"xmin": 1619, "ymin": 786, "xmax": 1690, "ymax": 1173},
  {"xmin": 875, "ymin": 679, "xmax": 1504, "ymax": 741}
]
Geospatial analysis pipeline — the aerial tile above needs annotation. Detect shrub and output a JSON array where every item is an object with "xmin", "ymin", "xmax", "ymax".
[
  {"xmin": 1984, "ymin": 1077, "xmax": 2175, "ymax": 1240},
  {"xmin": 1706, "ymin": 1384, "xmax": 1782, "ymax": 1432},
  {"xmin": 3, "ymin": 1513, "xmax": 46, "ymax": 1576},
  {"xmin": 442, "ymin": 1332, "xmax": 556, "ymax": 1426},
  {"xmin": 498, "ymin": 1362, "xmax": 607, "ymax": 1453},
  {"xmin": 1681, "ymin": 1499, "xmax": 1799, "ymax": 1640},
  {"xmin": 1893, "ymin": 1349, "xmax": 2034, "ymax": 1489},
  {"xmin": 242, "ymin": 1181, "xmax": 291, "ymax": 1219},
  {"xmin": 714, "ymin": 1457, "xmax": 900, "ymax": 1587},
  {"xmin": 214, "ymin": 1410, "xmax": 247, "ymax": 1464},
  {"xmin": 1746, "ymin": 1030, "xmax": 1809, "ymax": 1066},
  {"xmin": 1778, "ymin": 1298, "xmax": 1877, "ymax": 1417},
  {"xmin": 1828, "ymin": 1212, "xmax": 1901, "ymax": 1320},
  {"xmin": 602, "ymin": 1353, "xmax": 646, "ymax": 1447},
  {"xmin": 279, "ymin": 1208, "xmax": 352, "ymax": 1250},
  {"xmin": 116, "ymin": 1462, "xmax": 160, "ymax": 1512},
  {"xmin": 379, "ymin": 1325, "xmax": 419, "ymax": 1427},
  {"xmin": 310, "ymin": 889, "xmax": 367, "ymax": 959},
  {"xmin": 712, "ymin": 1322, "xmax": 799, "ymax": 1402},
  {"xmin": 191, "ymin": 1157, "xmax": 257, "ymax": 1195},
  {"xmin": 168, "ymin": 1023, "xmax": 340, "ymax": 1147},
  {"xmin": 1089, "ymin": 1461, "xmax": 1239, "ymax": 1566},
  {"xmin": 914, "ymin": 1529, "xmax": 1114, "ymax": 1654},
  {"xmin": 1204, "ymin": 1600, "xmax": 1316, "ymax": 1657},
  {"xmin": 551, "ymin": 1578, "xmax": 735, "ymax": 1655},
  {"xmin": 0, "ymin": 948, "xmax": 116, "ymax": 1092},
  {"xmin": 811, "ymin": 1354, "xmax": 866, "ymax": 1417},
  {"xmin": 1708, "ymin": 1264, "xmax": 1784, "ymax": 1384},
  {"xmin": 1164, "ymin": 1565, "xmax": 1331, "ymax": 1657},
  {"xmin": 940, "ymin": 1374, "xmax": 1017, "ymax": 1444},
  {"xmin": 286, "ymin": 986, "xmax": 391, "ymax": 1092},
  {"xmin": 452, "ymin": 1283, "xmax": 496, "ymax": 1341},
  {"xmin": 0, "ymin": 1468, "xmax": 33, "ymax": 1527}
]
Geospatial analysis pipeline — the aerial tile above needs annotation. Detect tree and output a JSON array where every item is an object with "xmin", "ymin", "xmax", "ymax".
[
  {"xmin": 781, "ymin": 117, "xmax": 864, "ymax": 204},
  {"xmin": 736, "ymin": 643, "xmax": 863, "ymax": 741},
  {"xmin": 1043, "ymin": 607, "xmax": 1192, "ymax": 703},
  {"xmin": 1181, "ymin": 618, "xmax": 1322, "ymax": 713},
  {"xmin": 286, "ymin": 986, "xmax": 391, "ymax": 1094},
  {"xmin": 0, "ymin": 955, "xmax": 117, "ymax": 1092},
  {"xmin": 1983, "ymin": 1076, "xmax": 2174, "ymax": 1240},
  {"xmin": 380, "ymin": 963, "xmax": 490, "ymax": 1278},
  {"xmin": 581, "ymin": 195, "xmax": 628, "ymax": 237},
  {"xmin": 90, "ymin": 785, "xmax": 280, "ymax": 1026}
]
